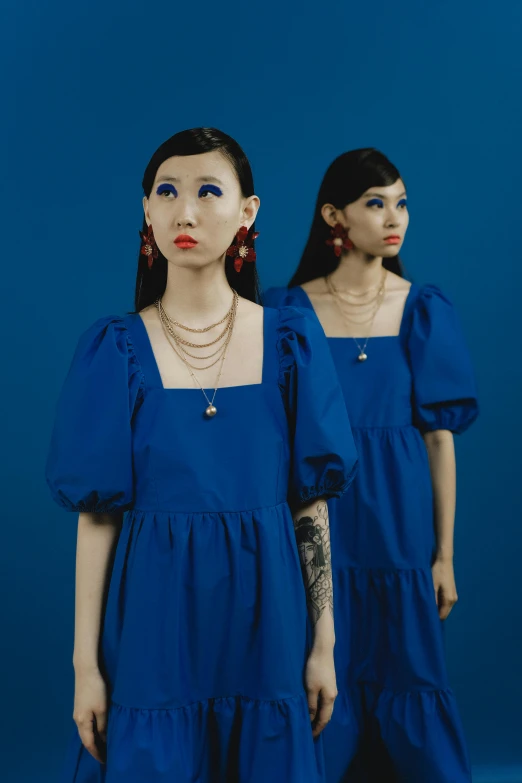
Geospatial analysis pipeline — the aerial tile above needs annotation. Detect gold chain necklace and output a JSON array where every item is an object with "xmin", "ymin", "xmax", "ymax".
[
  {"xmin": 155, "ymin": 291, "xmax": 239, "ymax": 416},
  {"xmin": 158, "ymin": 308, "xmax": 232, "ymax": 369},
  {"xmin": 157, "ymin": 299, "xmax": 233, "ymax": 349},
  {"xmin": 330, "ymin": 280, "xmax": 382, "ymax": 297},
  {"xmin": 327, "ymin": 300, "xmax": 383, "ymax": 326},
  {"xmin": 161, "ymin": 305, "xmax": 233, "ymax": 333},
  {"xmin": 157, "ymin": 291, "xmax": 237, "ymax": 368},
  {"xmin": 325, "ymin": 270, "xmax": 387, "ymax": 362},
  {"xmin": 325, "ymin": 275, "xmax": 385, "ymax": 325}
]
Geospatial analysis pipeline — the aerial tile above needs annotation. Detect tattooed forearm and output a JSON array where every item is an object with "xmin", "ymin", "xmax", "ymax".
[{"xmin": 293, "ymin": 499, "xmax": 333, "ymax": 627}]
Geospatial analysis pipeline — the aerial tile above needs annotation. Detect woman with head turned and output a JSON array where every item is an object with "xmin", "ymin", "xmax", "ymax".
[{"xmin": 265, "ymin": 148, "xmax": 479, "ymax": 783}]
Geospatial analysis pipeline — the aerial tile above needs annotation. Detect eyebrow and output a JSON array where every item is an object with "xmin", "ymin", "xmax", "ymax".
[
  {"xmin": 363, "ymin": 191, "xmax": 407, "ymax": 199},
  {"xmin": 156, "ymin": 175, "xmax": 225, "ymax": 185}
]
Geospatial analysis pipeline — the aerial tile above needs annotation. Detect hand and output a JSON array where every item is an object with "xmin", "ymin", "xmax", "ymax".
[
  {"xmin": 305, "ymin": 644, "xmax": 337, "ymax": 738},
  {"xmin": 432, "ymin": 558, "xmax": 458, "ymax": 621},
  {"xmin": 73, "ymin": 666, "xmax": 108, "ymax": 764}
]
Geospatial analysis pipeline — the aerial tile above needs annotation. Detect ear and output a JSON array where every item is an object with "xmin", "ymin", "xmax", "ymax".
[
  {"xmin": 321, "ymin": 203, "xmax": 346, "ymax": 229},
  {"xmin": 240, "ymin": 194, "xmax": 261, "ymax": 229},
  {"xmin": 142, "ymin": 196, "xmax": 151, "ymax": 227}
]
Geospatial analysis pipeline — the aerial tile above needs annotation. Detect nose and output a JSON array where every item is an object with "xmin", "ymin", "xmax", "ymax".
[
  {"xmin": 173, "ymin": 195, "xmax": 198, "ymax": 229},
  {"xmin": 176, "ymin": 215, "xmax": 196, "ymax": 228},
  {"xmin": 384, "ymin": 210, "xmax": 400, "ymax": 228}
]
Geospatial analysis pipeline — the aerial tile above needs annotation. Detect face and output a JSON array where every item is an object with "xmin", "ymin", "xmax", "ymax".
[
  {"xmin": 143, "ymin": 150, "xmax": 259, "ymax": 269},
  {"xmin": 298, "ymin": 541, "xmax": 316, "ymax": 566},
  {"xmin": 322, "ymin": 178, "xmax": 409, "ymax": 257}
]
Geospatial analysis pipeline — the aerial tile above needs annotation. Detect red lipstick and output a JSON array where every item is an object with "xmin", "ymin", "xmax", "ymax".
[
  {"xmin": 174, "ymin": 234, "xmax": 198, "ymax": 249},
  {"xmin": 384, "ymin": 235, "xmax": 401, "ymax": 245}
]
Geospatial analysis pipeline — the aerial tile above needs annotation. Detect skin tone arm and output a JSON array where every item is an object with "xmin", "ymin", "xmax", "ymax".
[
  {"xmin": 292, "ymin": 498, "xmax": 337, "ymax": 738},
  {"xmin": 423, "ymin": 429, "xmax": 459, "ymax": 620},
  {"xmin": 72, "ymin": 511, "xmax": 122, "ymax": 764}
]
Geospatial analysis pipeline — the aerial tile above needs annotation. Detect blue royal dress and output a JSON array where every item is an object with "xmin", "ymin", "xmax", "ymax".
[
  {"xmin": 46, "ymin": 305, "xmax": 358, "ymax": 783},
  {"xmin": 264, "ymin": 284, "xmax": 479, "ymax": 783}
]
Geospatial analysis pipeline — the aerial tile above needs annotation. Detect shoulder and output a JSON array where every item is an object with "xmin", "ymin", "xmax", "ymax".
[
  {"xmin": 137, "ymin": 304, "xmax": 157, "ymax": 323},
  {"xmin": 238, "ymin": 297, "xmax": 263, "ymax": 318},
  {"xmin": 406, "ymin": 283, "xmax": 465, "ymax": 347},
  {"xmin": 383, "ymin": 271, "xmax": 412, "ymax": 315},
  {"xmin": 74, "ymin": 313, "xmax": 139, "ymax": 366},
  {"xmin": 263, "ymin": 284, "xmax": 316, "ymax": 312},
  {"xmin": 274, "ymin": 305, "xmax": 329, "ymax": 377},
  {"xmin": 409, "ymin": 282, "xmax": 454, "ymax": 311},
  {"xmin": 56, "ymin": 313, "xmax": 144, "ymax": 416},
  {"xmin": 135, "ymin": 304, "xmax": 160, "ymax": 332},
  {"xmin": 276, "ymin": 304, "xmax": 322, "ymax": 332},
  {"xmin": 386, "ymin": 271, "xmax": 412, "ymax": 294},
  {"xmin": 275, "ymin": 306, "xmax": 326, "ymax": 367},
  {"xmin": 301, "ymin": 277, "xmax": 328, "ymax": 295},
  {"xmin": 300, "ymin": 279, "xmax": 332, "ymax": 313},
  {"xmin": 233, "ymin": 298, "xmax": 264, "ymax": 341},
  {"xmin": 263, "ymin": 285, "xmax": 306, "ymax": 310},
  {"xmin": 78, "ymin": 313, "xmax": 127, "ymax": 344}
]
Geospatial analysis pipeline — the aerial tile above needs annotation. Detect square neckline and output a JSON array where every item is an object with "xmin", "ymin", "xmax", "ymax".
[
  {"xmin": 132, "ymin": 306, "xmax": 269, "ymax": 391},
  {"xmin": 296, "ymin": 282, "xmax": 417, "ymax": 341}
]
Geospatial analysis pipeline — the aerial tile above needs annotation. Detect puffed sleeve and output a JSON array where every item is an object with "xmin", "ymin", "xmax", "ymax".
[
  {"xmin": 264, "ymin": 285, "xmax": 314, "ymax": 312},
  {"xmin": 408, "ymin": 285, "xmax": 479, "ymax": 434},
  {"xmin": 277, "ymin": 306, "xmax": 358, "ymax": 505},
  {"xmin": 46, "ymin": 315, "xmax": 145, "ymax": 513},
  {"xmin": 263, "ymin": 286, "xmax": 294, "ymax": 308}
]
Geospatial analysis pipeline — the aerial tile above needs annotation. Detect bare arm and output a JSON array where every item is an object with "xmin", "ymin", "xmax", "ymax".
[
  {"xmin": 292, "ymin": 497, "xmax": 337, "ymax": 736},
  {"xmin": 72, "ymin": 511, "xmax": 122, "ymax": 763},
  {"xmin": 423, "ymin": 429, "xmax": 459, "ymax": 620},
  {"xmin": 293, "ymin": 498, "xmax": 335, "ymax": 641},
  {"xmin": 73, "ymin": 512, "xmax": 122, "ymax": 670}
]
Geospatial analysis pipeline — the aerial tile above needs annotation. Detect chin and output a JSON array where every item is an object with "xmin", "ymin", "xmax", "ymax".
[
  {"xmin": 381, "ymin": 246, "xmax": 402, "ymax": 258},
  {"xmin": 167, "ymin": 253, "xmax": 216, "ymax": 271}
]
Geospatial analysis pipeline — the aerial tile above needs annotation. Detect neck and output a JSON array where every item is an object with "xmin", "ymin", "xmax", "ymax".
[
  {"xmin": 329, "ymin": 250, "xmax": 384, "ymax": 293},
  {"xmin": 160, "ymin": 259, "xmax": 234, "ymax": 328}
]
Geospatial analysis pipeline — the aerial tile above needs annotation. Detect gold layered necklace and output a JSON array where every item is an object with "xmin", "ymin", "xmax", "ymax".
[
  {"xmin": 325, "ymin": 269, "xmax": 387, "ymax": 362},
  {"xmin": 155, "ymin": 290, "xmax": 239, "ymax": 417}
]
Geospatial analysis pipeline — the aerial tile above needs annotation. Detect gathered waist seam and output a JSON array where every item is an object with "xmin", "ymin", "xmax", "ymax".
[
  {"xmin": 110, "ymin": 691, "xmax": 306, "ymax": 712},
  {"xmin": 350, "ymin": 423, "xmax": 416, "ymax": 432},
  {"xmin": 128, "ymin": 500, "xmax": 289, "ymax": 516},
  {"xmin": 338, "ymin": 682, "xmax": 454, "ymax": 697},
  {"xmin": 334, "ymin": 563, "xmax": 432, "ymax": 574}
]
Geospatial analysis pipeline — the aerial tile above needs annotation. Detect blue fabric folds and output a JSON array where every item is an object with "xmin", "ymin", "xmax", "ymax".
[
  {"xmin": 47, "ymin": 306, "xmax": 358, "ymax": 783},
  {"xmin": 61, "ymin": 694, "xmax": 317, "ymax": 783}
]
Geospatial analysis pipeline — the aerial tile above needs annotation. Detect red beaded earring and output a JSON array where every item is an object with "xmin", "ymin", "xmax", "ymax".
[
  {"xmin": 326, "ymin": 223, "xmax": 353, "ymax": 256},
  {"xmin": 139, "ymin": 224, "xmax": 159, "ymax": 269},
  {"xmin": 226, "ymin": 226, "xmax": 260, "ymax": 272}
]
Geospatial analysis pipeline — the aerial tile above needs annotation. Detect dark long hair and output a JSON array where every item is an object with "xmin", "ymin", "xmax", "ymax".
[
  {"xmin": 289, "ymin": 148, "xmax": 405, "ymax": 287},
  {"xmin": 134, "ymin": 128, "xmax": 261, "ymax": 311}
]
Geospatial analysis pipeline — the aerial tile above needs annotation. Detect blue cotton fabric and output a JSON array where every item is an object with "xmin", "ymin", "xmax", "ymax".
[
  {"xmin": 263, "ymin": 284, "xmax": 479, "ymax": 783},
  {"xmin": 46, "ymin": 305, "xmax": 358, "ymax": 783}
]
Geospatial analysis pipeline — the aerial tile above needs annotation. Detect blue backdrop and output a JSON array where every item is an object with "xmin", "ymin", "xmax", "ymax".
[{"xmin": 1, "ymin": 1, "xmax": 521, "ymax": 781}]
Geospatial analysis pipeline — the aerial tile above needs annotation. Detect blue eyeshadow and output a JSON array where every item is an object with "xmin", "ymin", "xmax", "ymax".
[
  {"xmin": 199, "ymin": 184, "xmax": 223, "ymax": 197},
  {"xmin": 156, "ymin": 183, "xmax": 178, "ymax": 196}
]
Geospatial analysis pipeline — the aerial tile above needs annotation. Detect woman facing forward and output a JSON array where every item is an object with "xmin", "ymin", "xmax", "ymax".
[
  {"xmin": 265, "ymin": 148, "xmax": 479, "ymax": 783},
  {"xmin": 46, "ymin": 128, "xmax": 357, "ymax": 783}
]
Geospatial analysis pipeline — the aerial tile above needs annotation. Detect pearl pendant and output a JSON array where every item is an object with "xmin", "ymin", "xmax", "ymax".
[
  {"xmin": 205, "ymin": 404, "xmax": 217, "ymax": 418},
  {"xmin": 358, "ymin": 352, "xmax": 368, "ymax": 362}
]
